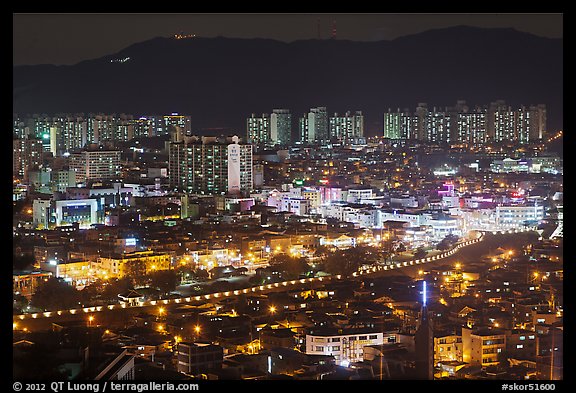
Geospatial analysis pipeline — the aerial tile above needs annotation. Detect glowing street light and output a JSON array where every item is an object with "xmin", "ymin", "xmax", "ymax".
[
  {"xmin": 193, "ymin": 325, "xmax": 201, "ymax": 341},
  {"xmin": 88, "ymin": 315, "xmax": 94, "ymax": 327},
  {"xmin": 268, "ymin": 305, "xmax": 277, "ymax": 324}
]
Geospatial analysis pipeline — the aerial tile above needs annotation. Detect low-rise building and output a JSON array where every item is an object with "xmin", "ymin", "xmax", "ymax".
[
  {"xmin": 462, "ymin": 327, "xmax": 506, "ymax": 367},
  {"xmin": 434, "ymin": 333, "xmax": 463, "ymax": 363},
  {"xmin": 96, "ymin": 250, "xmax": 172, "ymax": 278},
  {"xmin": 39, "ymin": 259, "xmax": 92, "ymax": 286},
  {"xmin": 13, "ymin": 271, "xmax": 53, "ymax": 298},
  {"xmin": 495, "ymin": 204, "xmax": 545, "ymax": 228},
  {"xmin": 305, "ymin": 327, "xmax": 384, "ymax": 365},
  {"xmin": 506, "ymin": 329, "xmax": 537, "ymax": 360},
  {"xmin": 259, "ymin": 327, "xmax": 296, "ymax": 350},
  {"xmin": 176, "ymin": 342, "xmax": 223, "ymax": 376}
]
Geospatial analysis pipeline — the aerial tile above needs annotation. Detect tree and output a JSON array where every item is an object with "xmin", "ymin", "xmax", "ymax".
[
  {"xmin": 353, "ymin": 245, "xmax": 381, "ymax": 265},
  {"xmin": 79, "ymin": 281, "xmax": 102, "ymax": 305},
  {"xmin": 149, "ymin": 270, "xmax": 178, "ymax": 295},
  {"xmin": 436, "ymin": 240, "xmax": 451, "ymax": 251},
  {"xmin": 100, "ymin": 277, "xmax": 134, "ymax": 302},
  {"xmin": 414, "ymin": 247, "xmax": 427, "ymax": 259},
  {"xmin": 231, "ymin": 294, "xmax": 249, "ymax": 314},
  {"xmin": 13, "ymin": 253, "xmax": 36, "ymax": 271},
  {"xmin": 248, "ymin": 275, "xmax": 264, "ymax": 286},
  {"xmin": 31, "ymin": 277, "xmax": 82, "ymax": 311},
  {"xmin": 210, "ymin": 280, "xmax": 234, "ymax": 293},
  {"xmin": 175, "ymin": 265, "xmax": 196, "ymax": 283},
  {"xmin": 194, "ymin": 269, "xmax": 209, "ymax": 281},
  {"xmin": 268, "ymin": 254, "xmax": 293, "ymax": 266},
  {"xmin": 323, "ymin": 249, "xmax": 362, "ymax": 277},
  {"xmin": 13, "ymin": 294, "xmax": 29, "ymax": 313},
  {"xmin": 124, "ymin": 260, "xmax": 148, "ymax": 285},
  {"xmin": 393, "ymin": 241, "xmax": 406, "ymax": 253},
  {"xmin": 496, "ymin": 349, "xmax": 510, "ymax": 371},
  {"xmin": 274, "ymin": 256, "xmax": 311, "ymax": 279},
  {"xmin": 314, "ymin": 245, "xmax": 332, "ymax": 258},
  {"xmin": 445, "ymin": 234, "xmax": 459, "ymax": 243},
  {"xmin": 437, "ymin": 234, "xmax": 459, "ymax": 251}
]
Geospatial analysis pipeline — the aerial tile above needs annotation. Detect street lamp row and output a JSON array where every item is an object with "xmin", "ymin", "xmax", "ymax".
[{"xmin": 22, "ymin": 228, "xmax": 541, "ymax": 323}]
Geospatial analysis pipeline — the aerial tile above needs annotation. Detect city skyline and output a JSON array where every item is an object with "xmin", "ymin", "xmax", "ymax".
[
  {"xmin": 12, "ymin": 12, "xmax": 563, "ymax": 384},
  {"xmin": 12, "ymin": 99, "xmax": 554, "ymax": 149},
  {"xmin": 13, "ymin": 24, "xmax": 563, "ymax": 134}
]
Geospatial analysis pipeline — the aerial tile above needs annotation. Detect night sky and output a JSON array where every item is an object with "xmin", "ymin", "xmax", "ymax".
[{"xmin": 13, "ymin": 13, "xmax": 563, "ymax": 66}]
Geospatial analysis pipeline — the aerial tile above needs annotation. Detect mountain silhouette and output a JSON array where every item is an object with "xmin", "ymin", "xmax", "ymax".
[{"xmin": 13, "ymin": 26, "xmax": 563, "ymax": 136}]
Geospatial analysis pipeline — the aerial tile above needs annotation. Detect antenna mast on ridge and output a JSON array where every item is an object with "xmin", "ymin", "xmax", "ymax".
[{"xmin": 332, "ymin": 20, "xmax": 337, "ymax": 39}]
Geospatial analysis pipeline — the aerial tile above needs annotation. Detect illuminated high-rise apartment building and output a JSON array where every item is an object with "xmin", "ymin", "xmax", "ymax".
[
  {"xmin": 158, "ymin": 113, "xmax": 192, "ymax": 137},
  {"xmin": 383, "ymin": 108, "xmax": 412, "ymax": 140},
  {"xmin": 129, "ymin": 117, "xmax": 154, "ymax": 138},
  {"xmin": 13, "ymin": 115, "xmax": 31, "ymax": 139},
  {"xmin": 87, "ymin": 114, "xmax": 117, "ymax": 144},
  {"xmin": 169, "ymin": 135, "xmax": 253, "ymax": 195},
  {"xmin": 270, "ymin": 109, "xmax": 292, "ymax": 145},
  {"xmin": 529, "ymin": 104, "xmax": 547, "ymax": 141},
  {"xmin": 69, "ymin": 146, "xmax": 121, "ymax": 184},
  {"xmin": 457, "ymin": 111, "xmax": 487, "ymax": 147},
  {"xmin": 246, "ymin": 113, "xmax": 270, "ymax": 145},
  {"xmin": 413, "ymin": 103, "xmax": 428, "ymax": 141},
  {"xmin": 13, "ymin": 137, "xmax": 44, "ymax": 180},
  {"xmin": 492, "ymin": 103, "xmax": 516, "ymax": 143},
  {"xmin": 299, "ymin": 107, "xmax": 328, "ymax": 144},
  {"xmin": 329, "ymin": 111, "xmax": 364, "ymax": 143},
  {"xmin": 426, "ymin": 108, "xmax": 450, "ymax": 144},
  {"xmin": 383, "ymin": 101, "xmax": 546, "ymax": 145}
]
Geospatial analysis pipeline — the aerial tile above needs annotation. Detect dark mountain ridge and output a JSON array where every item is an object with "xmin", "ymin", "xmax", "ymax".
[{"xmin": 13, "ymin": 26, "xmax": 563, "ymax": 135}]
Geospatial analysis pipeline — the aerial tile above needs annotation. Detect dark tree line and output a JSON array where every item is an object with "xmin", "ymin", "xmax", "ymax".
[
  {"xmin": 320, "ymin": 245, "xmax": 384, "ymax": 277},
  {"xmin": 268, "ymin": 254, "xmax": 311, "ymax": 279}
]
